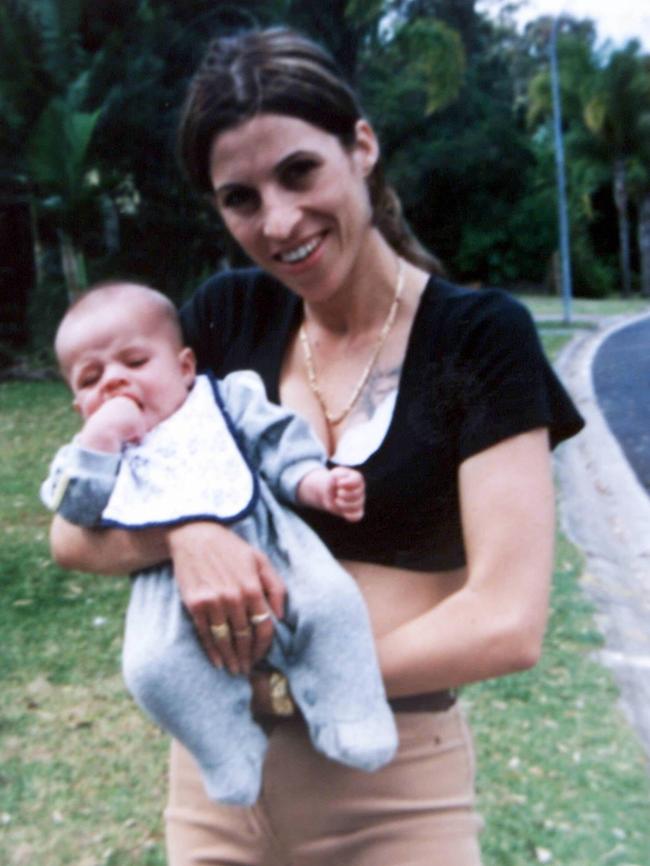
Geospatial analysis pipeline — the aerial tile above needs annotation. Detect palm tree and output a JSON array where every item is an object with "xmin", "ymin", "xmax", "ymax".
[{"xmin": 582, "ymin": 42, "xmax": 650, "ymax": 297}]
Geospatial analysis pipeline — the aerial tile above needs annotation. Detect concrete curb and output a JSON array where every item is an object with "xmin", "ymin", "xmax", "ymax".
[{"xmin": 553, "ymin": 312, "xmax": 650, "ymax": 764}]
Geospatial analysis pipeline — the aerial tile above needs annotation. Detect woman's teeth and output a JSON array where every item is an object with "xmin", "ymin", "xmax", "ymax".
[{"xmin": 279, "ymin": 237, "xmax": 320, "ymax": 263}]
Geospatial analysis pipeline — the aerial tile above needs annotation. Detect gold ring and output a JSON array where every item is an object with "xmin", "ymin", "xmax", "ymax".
[
  {"xmin": 210, "ymin": 622, "xmax": 230, "ymax": 641},
  {"xmin": 250, "ymin": 611, "xmax": 272, "ymax": 626},
  {"xmin": 234, "ymin": 626, "xmax": 252, "ymax": 639}
]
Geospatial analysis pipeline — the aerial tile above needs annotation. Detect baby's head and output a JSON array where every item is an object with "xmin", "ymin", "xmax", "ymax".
[{"xmin": 55, "ymin": 281, "xmax": 196, "ymax": 432}]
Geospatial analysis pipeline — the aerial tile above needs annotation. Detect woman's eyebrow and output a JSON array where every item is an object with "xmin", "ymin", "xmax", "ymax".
[
  {"xmin": 212, "ymin": 180, "xmax": 246, "ymax": 197},
  {"xmin": 274, "ymin": 150, "xmax": 318, "ymax": 172}
]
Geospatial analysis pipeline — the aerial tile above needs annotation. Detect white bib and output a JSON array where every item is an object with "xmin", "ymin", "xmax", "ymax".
[{"xmin": 102, "ymin": 375, "xmax": 256, "ymax": 527}]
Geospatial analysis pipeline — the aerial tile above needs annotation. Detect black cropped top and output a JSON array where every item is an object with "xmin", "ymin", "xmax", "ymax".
[{"xmin": 180, "ymin": 268, "xmax": 584, "ymax": 571}]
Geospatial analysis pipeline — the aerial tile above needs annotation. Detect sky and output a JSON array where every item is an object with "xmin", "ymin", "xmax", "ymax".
[{"xmin": 478, "ymin": 0, "xmax": 650, "ymax": 52}]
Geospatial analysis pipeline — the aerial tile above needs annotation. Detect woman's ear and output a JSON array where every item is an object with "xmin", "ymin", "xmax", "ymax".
[
  {"xmin": 353, "ymin": 119, "xmax": 380, "ymax": 177},
  {"xmin": 179, "ymin": 347, "xmax": 197, "ymax": 388}
]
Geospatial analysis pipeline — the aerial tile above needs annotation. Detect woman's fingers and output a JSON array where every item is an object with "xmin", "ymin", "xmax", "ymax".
[
  {"xmin": 193, "ymin": 609, "xmax": 227, "ymax": 669},
  {"xmin": 249, "ymin": 606, "xmax": 275, "ymax": 663},
  {"xmin": 257, "ymin": 552, "xmax": 286, "ymax": 620},
  {"xmin": 167, "ymin": 522, "xmax": 285, "ymax": 675}
]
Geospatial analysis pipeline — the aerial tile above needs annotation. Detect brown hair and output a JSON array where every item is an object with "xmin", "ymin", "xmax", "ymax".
[{"xmin": 178, "ymin": 27, "xmax": 442, "ymax": 274}]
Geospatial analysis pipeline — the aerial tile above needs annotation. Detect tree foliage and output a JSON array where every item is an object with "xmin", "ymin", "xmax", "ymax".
[{"xmin": 2, "ymin": 0, "xmax": 650, "ymax": 344}]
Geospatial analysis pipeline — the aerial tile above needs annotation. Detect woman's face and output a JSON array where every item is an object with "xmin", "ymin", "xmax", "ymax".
[{"xmin": 208, "ymin": 113, "xmax": 379, "ymax": 304}]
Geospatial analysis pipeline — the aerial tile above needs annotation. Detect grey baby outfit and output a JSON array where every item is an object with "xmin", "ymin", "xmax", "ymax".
[{"xmin": 41, "ymin": 371, "xmax": 397, "ymax": 805}]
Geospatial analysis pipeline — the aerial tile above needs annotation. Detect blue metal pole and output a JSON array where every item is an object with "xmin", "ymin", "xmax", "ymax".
[{"xmin": 550, "ymin": 16, "xmax": 573, "ymax": 325}]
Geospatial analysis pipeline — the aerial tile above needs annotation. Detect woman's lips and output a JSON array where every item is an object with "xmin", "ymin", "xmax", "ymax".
[{"xmin": 274, "ymin": 233, "xmax": 326, "ymax": 267}]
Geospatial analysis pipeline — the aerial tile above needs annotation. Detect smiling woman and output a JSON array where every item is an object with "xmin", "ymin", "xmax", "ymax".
[
  {"xmin": 49, "ymin": 26, "xmax": 585, "ymax": 866},
  {"xmin": 209, "ymin": 114, "xmax": 381, "ymax": 306}
]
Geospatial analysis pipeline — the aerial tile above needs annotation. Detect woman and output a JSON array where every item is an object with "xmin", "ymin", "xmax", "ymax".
[{"xmin": 51, "ymin": 27, "xmax": 584, "ymax": 866}]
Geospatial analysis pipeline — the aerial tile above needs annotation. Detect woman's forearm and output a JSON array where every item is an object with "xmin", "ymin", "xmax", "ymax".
[
  {"xmin": 49, "ymin": 514, "xmax": 169, "ymax": 575},
  {"xmin": 376, "ymin": 578, "xmax": 548, "ymax": 697}
]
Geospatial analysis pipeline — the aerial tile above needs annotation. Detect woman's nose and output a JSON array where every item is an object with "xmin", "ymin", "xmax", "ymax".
[{"xmin": 261, "ymin": 193, "xmax": 300, "ymax": 240}]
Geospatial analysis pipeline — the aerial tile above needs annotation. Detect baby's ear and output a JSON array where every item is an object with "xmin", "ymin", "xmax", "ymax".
[
  {"xmin": 72, "ymin": 396, "xmax": 82, "ymax": 415},
  {"xmin": 179, "ymin": 346, "xmax": 197, "ymax": 387}
]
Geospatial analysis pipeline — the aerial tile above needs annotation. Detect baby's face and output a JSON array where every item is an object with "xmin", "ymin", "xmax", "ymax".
[{"xmin": 59, "ymin": 298, "xmax": 195, "ymax": 432}]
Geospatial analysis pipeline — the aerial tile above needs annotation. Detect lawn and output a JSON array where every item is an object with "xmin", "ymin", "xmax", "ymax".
[
  {"xmin": 0, "ymin": 381, "xmax": 167, "ymax": 866},
  {"xmin": 517, "ymin": 293, "xmax": 650, "ymax": 320},
  {"xmin": 1, "ymin": 314, "xmax": 649, "ymax": 865}
]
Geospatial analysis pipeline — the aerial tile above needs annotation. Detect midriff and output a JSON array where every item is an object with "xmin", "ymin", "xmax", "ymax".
[{"xmin": 341, "ymin": 559, "xmax": 467, "ymax": 640}]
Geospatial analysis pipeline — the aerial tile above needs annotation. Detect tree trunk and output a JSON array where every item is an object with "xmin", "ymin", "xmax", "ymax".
[
  {"xmin": 58, "ymin": 229, "xmax": 87, "ymax": 302},
  {"xmin": 613, "ymin": 157, "xmax": 632, "ymax": 298},
  {"xmin": 638, "ymin": 192, "xmax": 650, "ymax": 298}
]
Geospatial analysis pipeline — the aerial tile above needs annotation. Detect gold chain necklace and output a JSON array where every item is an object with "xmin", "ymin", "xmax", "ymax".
[{"xmin": 298, "ymin": 259, "xmax": 405, "ymax": 426}]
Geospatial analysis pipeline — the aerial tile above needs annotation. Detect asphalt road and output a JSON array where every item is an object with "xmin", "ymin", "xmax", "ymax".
[{"xmin": 593, "ymin": 317, "xmax": 650, "ymax": 493}]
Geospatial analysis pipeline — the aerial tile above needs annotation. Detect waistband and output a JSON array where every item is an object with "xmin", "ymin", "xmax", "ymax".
[
  {"xmin": 256, "ymin": 690, "xmax": 457, "ymax": 734},
  {"xmin": 389, "ymin": 690, "xmax": 456, "ymax": 713}
]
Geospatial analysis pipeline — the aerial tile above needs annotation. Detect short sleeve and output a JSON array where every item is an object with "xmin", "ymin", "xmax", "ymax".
[{"xmin": 450, "ymin": 292, "xmax": 584, "ymax": 462}]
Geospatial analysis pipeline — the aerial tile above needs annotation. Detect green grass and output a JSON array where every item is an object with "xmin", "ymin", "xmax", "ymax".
[
  {"xmin": 2, "ymin": 358, "xmax": 650, "ymax": 865},
  {"xmin": 0, "ymin": 381, "xmax": 167, "ymax": 866},
  {"xmin": 517, "ymin": 293, "xmax": 650, "ymax": 319},
  {"xmin": 466, "ymin": 534, "xmax": 650, "ymax": 866}
]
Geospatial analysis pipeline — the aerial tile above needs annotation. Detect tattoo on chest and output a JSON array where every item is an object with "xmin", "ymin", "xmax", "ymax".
[{"xmin": 349, "ymin": 362, "xmax": 402, "ymax": 425}]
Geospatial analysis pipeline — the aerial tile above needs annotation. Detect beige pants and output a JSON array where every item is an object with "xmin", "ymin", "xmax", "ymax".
[{"xmin": 165, "ymin": 703, "xmax": 483, "ymax": 866}]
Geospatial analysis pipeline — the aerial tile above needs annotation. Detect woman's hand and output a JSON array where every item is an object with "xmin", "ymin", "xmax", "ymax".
[{"xmin": 167, "ymin": 521, "xmax": 286, "ymax": 676}]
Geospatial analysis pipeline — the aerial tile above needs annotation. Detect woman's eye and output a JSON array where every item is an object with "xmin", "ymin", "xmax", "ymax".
[
  {"xmin": 222, "ymin": 188, "xmax": 257, "ymax": 210},
  {"xmin": 283, "ymin": 159, "xmax": 318, "ymax": 186}
]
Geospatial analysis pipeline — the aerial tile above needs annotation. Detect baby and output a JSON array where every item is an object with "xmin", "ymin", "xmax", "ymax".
[{"xmin": 41, "ymin": 281, "xmax": 397, "ymax": 805}]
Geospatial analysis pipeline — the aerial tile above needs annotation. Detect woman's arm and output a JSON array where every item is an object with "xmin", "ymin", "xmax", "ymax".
[
  {"xmin": 377, "ymin": 427, "xmax": 555, "ymax": 696},
  {"xmin": 50, "ymin": 514, "xmax": 168, "ymax": 574},
  {"xmin": 49, "ymin": 516, "xmax": 285, "ymax": 675}
]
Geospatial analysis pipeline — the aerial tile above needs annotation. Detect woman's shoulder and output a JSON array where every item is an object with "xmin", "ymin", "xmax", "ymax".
[
  {"xmin": 180, "ymin": 267, "xmax": 298, "ymax": 342},
  {"xmin": 417, "ymin": 275, "xmax": 537, "ymax": 352},
  {"xmin": 191, "ymin": 266, "xmax": 293, "ymax": 309},
  {"xmin": 423, "ymin": 274, "xmax": 531, "ymax": 320},
  {"xmin": 180, "ymin": 267, "xmax": 301, "ymax": 380}
]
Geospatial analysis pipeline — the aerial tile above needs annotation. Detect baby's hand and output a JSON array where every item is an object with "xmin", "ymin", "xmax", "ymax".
[
  {"xmin": 327, "ymin": 466, "xmax": 365, "ymax": 522},
  {"xmin": 297, "ymin": 466, "xmax": 365, "ymax": 521},
  {"xmin": 78, "ymin": 396, "xmax": 146, "ymax": 453}
]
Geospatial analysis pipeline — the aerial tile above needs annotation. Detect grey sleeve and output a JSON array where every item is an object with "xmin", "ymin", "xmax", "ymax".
[
  {"xmin": 40, "ymin": 442, "xmax": 121, "ymax": 527},
  {"xmin": 219, "ymin": 371, "xmax": 326, "ymax": 503}
]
